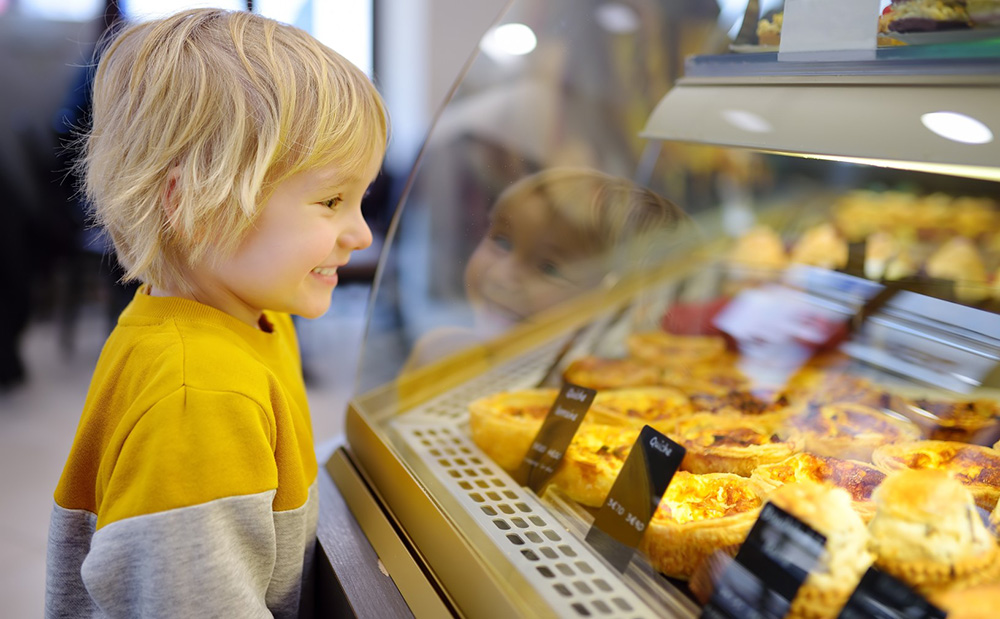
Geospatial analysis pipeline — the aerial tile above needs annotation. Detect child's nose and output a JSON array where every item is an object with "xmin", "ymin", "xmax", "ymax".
[{"xmin": 339, "ymin": 207, "xmax": 373, "ymax": 251}]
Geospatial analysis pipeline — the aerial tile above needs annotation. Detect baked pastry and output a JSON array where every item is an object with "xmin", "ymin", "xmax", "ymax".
[
  {"xmin": 756, "ymin": 12, "xmax": 782, "ymax": 46},
  {"xmin": 661, "ymin": 353, "xmax": 752, "ymax": 397},
  {"xmin": 688, "ymin": 389, "xmax": 788, "ymax": 417},
  {"xmin": 884, "ymin": 0, "xmax": 971, "ymax": 32},
  {"xmin": 562, "ymin": 356, "xmax": 661, "ymax": 391},
  {"xmin": 781, "ymin": 367, "xmax": 908, "ymax": 413},
  {"xmin": 872, "ymin": 440, "xmax": 1000, "ymax": 510},
  {"xmin": 908, "ymin": 397, "xmax": 1000, "ymax": 444},
  {"xmin": 547, "ymin": 424, "xmax": 639, "ymax": 507},
  {"xmin": 931, "ymin": 582, "xmax": 1000, "ymax": 619},
  {"xmin": 626, "ymin": 331, "xmax": 728, "ymax": 368},
  {"xmin": 968, "ymin": 0, "xmax": 1000, "ymax": 26},
  {"xmin": 728, "ymin": 226, "xmax": 787, "ymax": 271},
  {"xmin": 587, "ymin": 387, "xmax": 693, "ymax": 433},
  {"xmin": 789, "ymin": 223, "xmax": 849, "ymax": 270},
  {"xmin": 751, "ymin": 453, "xmax": 886, "ymax": 522},
  {"xmin": 868, "ymin": 469, "xmax": 1000, "ymax": 596},
  {"xmin": 991, "ymin": 497, "xmax": 1000, "ymax": 534},
  {"xmin": 639, "ymin": 472, "xmax": 762, "ymax": 579},
  {"xmin": 767, "ymin": 482, "xmax": 874, "ymax": 619},
  {"xmin": 926, "ymin": 236, "xmax": 990, "ymax": 302},
  {"xmin": 672, "ymin": 412, "xmax": 804, "ymax": 476},
  {"xmin": 790, "ymin": 402, "xmax": 922, "ymax": 461},
  {"xmin": 468, "ymin": 388, "xmax": 559, "ymax": 472}
]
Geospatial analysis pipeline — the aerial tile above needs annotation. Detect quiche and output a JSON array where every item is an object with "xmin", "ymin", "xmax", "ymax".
[
  {"xmin": 790, "ymin": 402, "xmax": 922, "ymax": 462},
  {"xmin": 907, "ymin": 397, "xmax": 1000, "ymax": 445},
  {"xmin": 468, "ymin": 388, "xmax": 559, "ymax": 472},
  {"xmin": 587, "ymin": 387, "xmax": 693, "ymax": 433},
  {"xmin": 660, "ymin": 353, "xmax": 751, "ymax": 396},
  {"xmin": 782, "ymin": 368, "xmax": 906, "ymax": 411},
  {"xmin": 547, "ymin": 424, "xmax": 640, "ymax": 507},
  {"xmin": 768, "ymin": 483, "xmax": 874, "ymax": 619},
  {"xmin": 750, "ymin": 453, "xmax": 886, "ymax": 522},
  {"xmin": 626, "ymin": 331, "xmax": 728, "ymax": 368},
  {"xmin": 639, "ymin": 472, "xmax": 762, "ymax": 579},
  {"xmin": 872, "ymin": 440, "xmax": 1000, "ymax": 510},
  {"xmin": 868, "ymin": 469, "xmax": 1000, "ymax": 597},
  {"xmin": 672, "ymin": 412, "xmax": 804, "ymax": 476},
  {"xmin": 562, "ymin": 356, "xmax": 661, "ymax": 391}
]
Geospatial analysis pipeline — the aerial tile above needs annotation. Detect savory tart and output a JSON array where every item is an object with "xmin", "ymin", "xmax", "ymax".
[
  {"xmin": 931, "ymin": 582, "xmax": 1000, "ymax": 619},
  {"xmin": 468, "ymin": 388, "xmax": 558, "ymax": 472},
  {"xmin": 562, "ymin": 356, "xmax": 661, "ymax": 391},
  {"xmin": 661, "ymin": 354, "xmax": 752, "ymax": 396},
  {"xmin": 906, "ymin": 397, "xmax": 1000, "ymax": 445},
  {"xmin": 868, "ymin": 469, "xmax": 1000, "ymax": 596},
  {"xmin": 768, "ymin": 482, "xmax": 874, "ymax": 619},
  {"xmin": 872, "ymin": 440, "xmax": 1000, "ymax": 510},
  {"xmin": 751, "ymin": 453, "xmax": 886, "ymax": 522},
  {"xmin": 547, "ymin": 424, "xmax": 639, "ymax": 507},
  {"xmin": 626, "ymin": 331, "xmax": 728, "ymax": 368},
  {"xmin": 789, "ymin": 223, "xmax": 848, "ymax": 270},
  {"xmin": 639, "ymin": 472, "xmax": 763, "ymax": 579},
  {"xmin": 790, "ymin": 402, "xmax": 921, "ymax": 461},
  {"xmin": 687, "ymin": 389, "xmax": 789, "ymax": 417},
  {"xmin": 782, "ymin": 368, "xmax": 905, "ymax": 411},
  {"xmin": 672, "ymin": 413, "xmax": 804, "ymax": 476},
  {"xmin": 588, "ymin": 387, "xmax": 693, "ymax": 433}
]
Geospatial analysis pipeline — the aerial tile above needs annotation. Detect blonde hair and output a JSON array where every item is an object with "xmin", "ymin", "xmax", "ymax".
[
  {"xmin": 494, "ymin": 167, "xmax": 689, "ymax": 256},
  {"xmin": 82, "ymin": 8, "xmax": 388, "ymax": 292}
]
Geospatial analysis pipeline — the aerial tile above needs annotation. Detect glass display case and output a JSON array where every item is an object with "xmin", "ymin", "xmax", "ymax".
[{"xmin": 326, "ymin": 1, "xmax": 1000, "ymax": 616}]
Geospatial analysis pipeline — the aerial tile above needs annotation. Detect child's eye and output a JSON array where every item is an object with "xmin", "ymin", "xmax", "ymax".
[
  {"xmin": 321, "ymin": 196, "xmax": 343, "ymax": 209},
  {"xmin": 538, "ymin": 260, "xmax": 564, "ymax": 278},
  {"xmin": 490, "ymin": 233, "xmax": 512, "ymax": 252}
]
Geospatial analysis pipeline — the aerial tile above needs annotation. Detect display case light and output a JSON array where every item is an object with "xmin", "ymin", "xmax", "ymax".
[
  {"xmin": 480, "ymin": 23, "xmax": 537, "ymax": 59},
  {"xmin": 921, "ymin": 111, "xmax": 994, "ymax": 145}
]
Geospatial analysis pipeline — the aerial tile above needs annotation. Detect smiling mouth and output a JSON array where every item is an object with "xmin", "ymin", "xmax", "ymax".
[{"xmin": 311, "ymin": 266, "xmax": 338, "ymax": 276}]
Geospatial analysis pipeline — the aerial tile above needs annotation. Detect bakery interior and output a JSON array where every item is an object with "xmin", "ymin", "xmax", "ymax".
[{"xmin": 3, "ymin": 0, "xmax": 1000, "ymax": 617}]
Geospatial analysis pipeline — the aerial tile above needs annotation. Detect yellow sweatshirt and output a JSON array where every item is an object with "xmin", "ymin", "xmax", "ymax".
[{"xmin": 46, "ymin": 290, "xmax": 318, "ymax": 618}]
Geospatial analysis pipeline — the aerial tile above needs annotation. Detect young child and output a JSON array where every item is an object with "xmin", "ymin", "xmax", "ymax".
[
  {"xmin": 46, "ymin": 9, "xmax": 387, "ymax": 618},
  {"xmin": 406, "ymin": 167, "xmax": 689, "ymax": 369}
]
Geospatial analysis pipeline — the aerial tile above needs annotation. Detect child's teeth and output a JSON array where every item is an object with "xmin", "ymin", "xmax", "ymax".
[{"xmin": 312, "ymin": 267, "xmax": 337, "ymax": 276}]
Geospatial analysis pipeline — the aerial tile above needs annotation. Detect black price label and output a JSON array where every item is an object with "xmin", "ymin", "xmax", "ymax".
[
  {"xmin": 837, "ymin": 568, "xmax": 945, "ymax": 619},
  {"xmin": 702, "ymin": 503, "xmax": 827, "ymax": 619},
  {"xmin": 585, "ymin": 426, "xmax": 685, "ymax": 572},
  {"xmin": 515, "ymin": 383, "xmax": 595, "ymax": 492}
]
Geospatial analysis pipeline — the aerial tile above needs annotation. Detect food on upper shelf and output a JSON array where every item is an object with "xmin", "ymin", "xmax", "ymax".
[
  {"xmin": 547, "ymin": 424, "xmax": 640, "ymax": 507},
  {"xmin": 625, "ymin": 331, "xmax": 728, "ymax": 368},
  {"xmin": 881, "ymin": 0, "xmax": 972, "ymax": 32},
  {"xmin": 872, "ymin": 440, "xmax": 1000, "ymax": 510},
  {"xmin": 756, "ymin": 11, "xmax": 782, "ymax": 46},
  {"xmin": 727, "ymin": 225, "xmax": 787, "ymax": 271},
  {"xmin": 868, "ymin": 470, "xmax": 1000, "ymax": 597},
  {"xmin": 863, "ymin": 231, "xmax": 920, "ymax": 281},
  {"xmin": 750, "ymin": 453, "xmax": 886, "ymax": 522},
  {"xmin": 969, "ymin": 0, "xmax": 1000, "ymax": 26},
  {"xmin": 768, "ymin": 482, "xmax": 874, "ymax": 619},
  {"xmin": 926, "ymin": 236, "xmax": 991, "ymax": 301},
  {"xmin": 790, "ymin": 402, "xmax": 922, "ymax": 462},
  {"xmin": 789, "ymin": 223, "xmax": 849, "ymax": 270},
  {"xmin": 562, "ymin": 356, "xmax": 661, "ymax": 390},
  {"xmin": 833, "ymin": 190, "xmax": 999, "ymax": 241},
  {"xmin": 906, "ymin": 397, "xmax": 1000, "ymax": 444},
  {"xmin": 638, "ymin": 472, "xmax": 762, "ymax": 579},
  {"xmin": 672, "ymin": 412, "xmax": 804, "ymax": 476}
]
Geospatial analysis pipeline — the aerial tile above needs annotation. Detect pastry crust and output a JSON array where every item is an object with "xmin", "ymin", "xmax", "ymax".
[
  {"xmin": 868, "ymin": 469, "xmax": 1000, "ymax": 596},
  {"xmin": 468, "ymin": 389, "xmax": 559, "ymax": 472},
  {"xmin": 767, "ymin": 482, "xmax": 874, "ymax": 619},
  {"xmin": 639, "ymin": 472, "xmax": 762, "ymax": 579},
  {"xmin": 672, "ymin": 413, "xmax": 804, "ymax": 476},
  {"xmin": 547, "ymin": 424, "xmax": 639, "ymax": 507},
  {"xmin": 562, "ymin": 356, "xmax": 661, "ymax": 391},
  {"xmin": 751, "ymin": 453, "xmax": 886, "ymax": 522},
  {"xmin": 907, "ymin": 397, "xmax": 1000, "ymax": 444},
  {"xmin": 789, "ymin": 223, "xmax": 848, "ymax": 270},
  {"xmin": 931, "ymin": 582, "xmax": 1000, "ymax": 619},
  {"xmin": 626, "ymin": 331, "xmax": 728, "ymax": 368},
  {"xmin": 791, "ymin": 402, "xmax": 921, "ymax": 461},
  {"xmin": 872, "ymin": 440, "xmax": 1000, "ymax": 511},
  {"xmin": 587, "ymin": 387, "xmax": 693, "ymax": 433}
]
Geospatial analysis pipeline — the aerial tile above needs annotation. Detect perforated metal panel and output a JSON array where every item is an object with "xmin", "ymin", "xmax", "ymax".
[{"xmin": 391, "ymin": 339, "xmax": 663, "ymax": 618}]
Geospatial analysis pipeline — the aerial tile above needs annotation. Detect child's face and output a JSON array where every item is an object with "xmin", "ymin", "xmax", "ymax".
[
  {"xmin": 464, "ymin": 193, "xmax": 605, "ymax": 333},
  {"xmin": 187, "ymin": 154, "xmax": 381, "ymax": 325}
]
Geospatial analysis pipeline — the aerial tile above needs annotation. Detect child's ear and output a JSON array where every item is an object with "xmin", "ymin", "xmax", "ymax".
[{"xmin": 161, "ymin": 165, "xmax": 182, "ymax": 231}]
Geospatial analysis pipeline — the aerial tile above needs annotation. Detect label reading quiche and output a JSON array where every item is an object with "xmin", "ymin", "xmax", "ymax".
[
  {"xmin": 704, "ymin": 504, "xmax": 826, "ymax": 619},
  {"xmin": 515, "ymin": 383, "xmax": 595, "ymax": 491},
  {"xmin": 837, "ymin": 567, "xmax": 945, "ymax": 619},
  {"xmin": 585, "ymin": 426, "xmax": 685, "ymax": 572}
]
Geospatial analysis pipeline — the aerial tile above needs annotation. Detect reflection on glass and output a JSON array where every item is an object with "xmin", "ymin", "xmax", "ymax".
[{"xmin": 920, "ymin": 111, "xmax": 994, "ymax": 145}]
